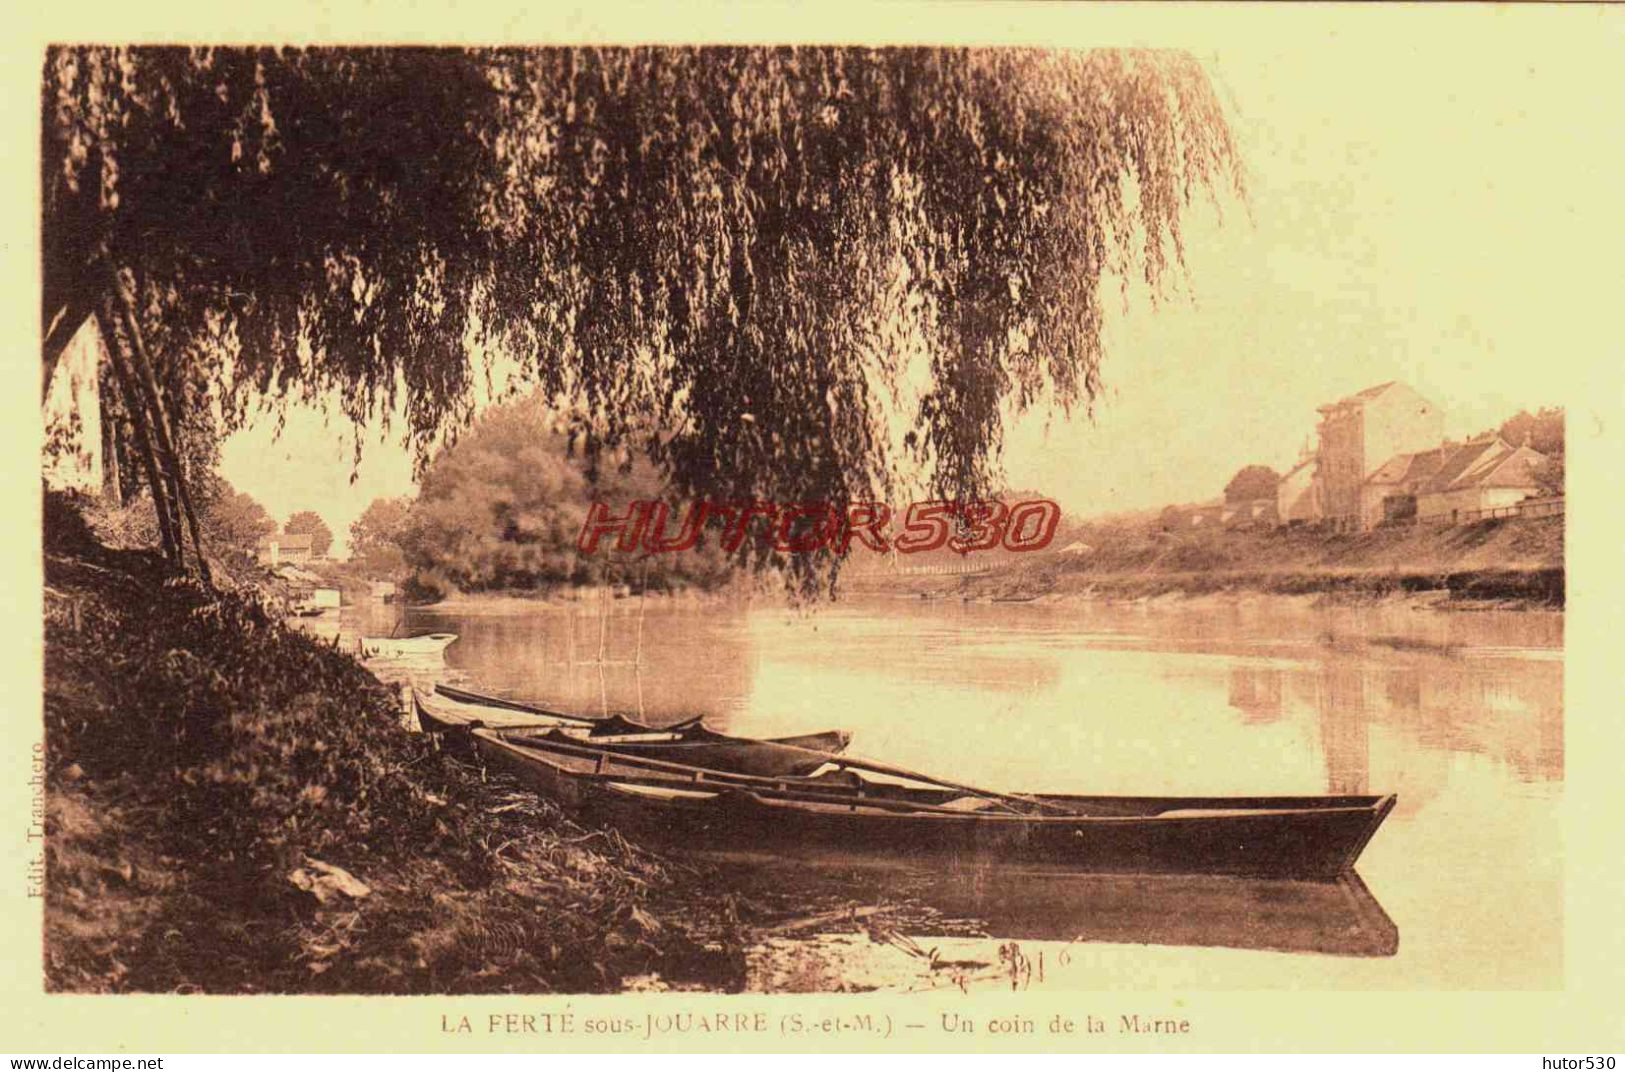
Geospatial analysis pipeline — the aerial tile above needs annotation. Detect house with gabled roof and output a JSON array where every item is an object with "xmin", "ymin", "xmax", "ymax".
[
  {"xmin": 1362, "ymin": 435, "xmax": 1551, "ymax": 526},
  {"xmin": 1361, "ymin": 443, "xmax": 1453, "ymax": 527},
  {"xmin": 256, "ymin": 532, "xmax": 315, "ymax": 567},
  {"xmin": 1414, "ymin": 437, "xmax": 1550, "ymax": 522}
]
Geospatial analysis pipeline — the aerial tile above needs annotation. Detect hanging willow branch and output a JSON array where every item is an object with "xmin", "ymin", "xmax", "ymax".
[{"xmin": 44, "ymin": 46, "xmax": 1243, "ymax": 593}]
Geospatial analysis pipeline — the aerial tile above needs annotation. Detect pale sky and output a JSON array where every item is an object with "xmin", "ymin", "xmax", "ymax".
[{"xmin": 221, "ymin": 31, "xmax": 1623, "ymax": 555}]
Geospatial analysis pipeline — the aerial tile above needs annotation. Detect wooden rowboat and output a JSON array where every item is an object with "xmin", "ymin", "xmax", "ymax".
[
  {"xmin": 415, "ymin": 690, "xmax": 851, "ymax": 778},
  {"xmin": 358, "ymin": 632, "xmax": 458, "ymax": 658},
  {"xmin": 469, "ymin": 728, "xmax": 1397, "ymax": 879},
  {"xmin": 428, "ymin": 683, "xmax": 850, "ymax": 752}
]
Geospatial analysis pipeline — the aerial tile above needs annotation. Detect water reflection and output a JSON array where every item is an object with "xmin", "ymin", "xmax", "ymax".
[
  {"xmin": 1228, "ymin": 666, "xmax": 1283, "ymax": 723},
  {"xmin": 1239, "ymin": 636, "xmax": 1565, "ymax": 794},
  {"xmin": 310, "ymin": 591, "xmax": 1560, "ymax": 988},
  {"xmin": 315, "ymin": 597, "xmax": 755, "ymax": 729},
  {"xmin": 718, "ymin": 856, "xmax": 1398, "ymax": 958}
]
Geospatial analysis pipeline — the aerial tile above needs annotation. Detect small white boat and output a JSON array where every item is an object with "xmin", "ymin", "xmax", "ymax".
[{"xmin": 357, "ymin": 633, "xmax": 459, "ymax": 659}]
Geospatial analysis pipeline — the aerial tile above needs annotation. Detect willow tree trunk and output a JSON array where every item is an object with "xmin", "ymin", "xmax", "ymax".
[
  {"xmin": 99, "ymin": 380, "xmax": 123, "ymax": 503},
  {"xmin": 93, "ymin": 301, "xmax": 181, "ymax": 566},
  {"xmin": 108, "ymin": 265, "xmax": 212, "ymax": 586}
]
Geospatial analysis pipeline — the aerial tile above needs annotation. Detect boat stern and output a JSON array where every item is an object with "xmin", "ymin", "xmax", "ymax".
[{"xmin": 1338, "ymin": 793, "xmax": 1398, "ymax": 874}]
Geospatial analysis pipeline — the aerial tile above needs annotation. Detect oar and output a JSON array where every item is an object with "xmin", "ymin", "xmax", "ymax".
[
  {"xmin": 490, "ymin": 728, "xmax": 1073, "ymax": 815},
  {"xmin": 470, "ymin": 699, "xmax": 1069, "ymax": 815},
  {"xmin": 800, "ymin": 749, "xmax": 1078, "ymax": 817},
  {"xmin": 592, "ymin": 770, "xmax": 1034, "ymax": 819}
]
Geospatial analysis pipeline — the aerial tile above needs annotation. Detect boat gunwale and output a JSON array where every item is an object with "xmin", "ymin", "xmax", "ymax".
[
  {"xmin": 474, "ymin": 727, "xmax": 1394, "ymax": 825},
  {"xmin": 435, "ymin": 681, "xmax": 574, "ymax": 720}
]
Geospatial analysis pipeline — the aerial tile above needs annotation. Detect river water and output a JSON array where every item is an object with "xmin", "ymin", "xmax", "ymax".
[{"xmin": 336, "ymin": 592, "xmax": 1562, "ymax": 990}]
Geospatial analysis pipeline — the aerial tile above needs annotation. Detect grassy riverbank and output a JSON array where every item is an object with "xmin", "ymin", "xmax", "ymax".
[
  {"xmin": 859, "ymin": 516, "xmax": 1565, "ymax": 608},
  {"xmin": 41, "ymin": 501, "xmax": 775, "ymax": 993}
]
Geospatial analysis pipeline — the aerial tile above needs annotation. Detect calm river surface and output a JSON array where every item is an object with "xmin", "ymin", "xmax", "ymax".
[{"xmin": 344, "ymin": 592, "xmax": 1563, "ymax": 989}]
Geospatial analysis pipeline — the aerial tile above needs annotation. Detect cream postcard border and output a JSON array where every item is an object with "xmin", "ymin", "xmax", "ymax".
[{"xmin": 3, "ymin": 1, "xmax": 1622, "ymax": 1053}]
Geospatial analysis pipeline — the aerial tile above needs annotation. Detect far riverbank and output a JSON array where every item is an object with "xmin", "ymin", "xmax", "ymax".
[
  {"xmin": 846, "ymin": 515, "xmax": 1564, "ymax": 611},
  {"xmin": 857, "ymin": 563, "xmax": 1564, "ymax": 611}
]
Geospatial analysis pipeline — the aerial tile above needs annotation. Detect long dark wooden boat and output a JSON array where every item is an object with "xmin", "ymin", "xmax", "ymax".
[
  {"xmin": 415, "ymin": 690, "xmax": 850, "ymax": 778},
  {"xmin": 469, "ymin": 727, "xmax": 1397, "ymax": 879}
]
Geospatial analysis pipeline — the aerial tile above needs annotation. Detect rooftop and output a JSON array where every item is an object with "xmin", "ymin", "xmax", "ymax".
[
  {"xmin": 1319, "ymin": 381, "xmax": 1398, "ymax": 412},
  {"xmin": 1420, "ymin": 437, "xmax": 1511, "ymax": 494},
  {"xmin": 1365, "ymin": 437, "xmax": 1550, "ymax": 494}
]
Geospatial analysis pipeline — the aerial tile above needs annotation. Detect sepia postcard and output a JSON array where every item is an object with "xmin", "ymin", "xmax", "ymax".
[{"xmin": 6, "ymin": 0, "xmax": 1624, "ymax": 1057}]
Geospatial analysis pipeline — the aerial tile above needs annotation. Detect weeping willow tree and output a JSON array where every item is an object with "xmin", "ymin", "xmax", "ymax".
[{"xmin": 42, "ymin": 46, "xmax": 1241, "ymax": 591}]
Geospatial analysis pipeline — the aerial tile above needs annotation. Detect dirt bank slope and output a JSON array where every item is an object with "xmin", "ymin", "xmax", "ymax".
[{"xmin": 41, "ymin": 499, "xmax": 750, "ymax": 993}]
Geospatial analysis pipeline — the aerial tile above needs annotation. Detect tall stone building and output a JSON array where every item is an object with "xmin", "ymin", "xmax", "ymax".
[{"xmin": 1313, "ymin": 382, "xmax": 1443, "ymax": 531}]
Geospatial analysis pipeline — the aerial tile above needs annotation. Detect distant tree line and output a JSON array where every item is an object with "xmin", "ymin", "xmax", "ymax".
[
  {"xmin": 1223, "ymin": 465, "xmax": 1280, "ymax": 504},
  {"xmin": 348, "ymin": 397, "xmax": 734, "ymax": 599}
]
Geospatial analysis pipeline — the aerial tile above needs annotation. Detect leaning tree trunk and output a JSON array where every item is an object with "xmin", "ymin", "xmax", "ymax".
[
  {"xmin": 56, "ymin": 255, "xmax": 212, "ymax": 584},
  {"xmin": 98, "ymin": 377, "xmax": 122, "ymax": 504},
  {"xmin": 108, "ymin": 264, "xmax": 212, "ymax": 587},
  {"xmin": 94, "ymin": 300, "xmax": 182, "ymax": 566}
]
